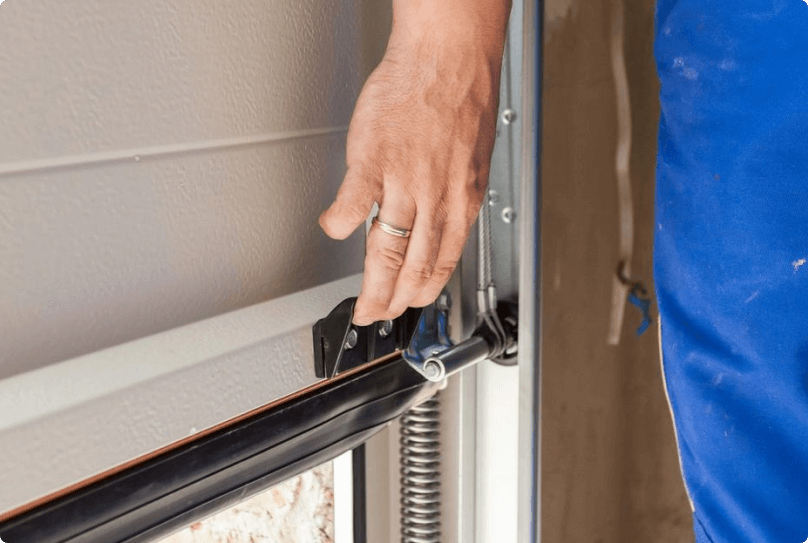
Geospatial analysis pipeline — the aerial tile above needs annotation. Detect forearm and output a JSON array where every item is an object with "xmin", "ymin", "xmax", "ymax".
[{"xmin": 390, "ymin": 0, "xmax": 512, "ymax": 61}]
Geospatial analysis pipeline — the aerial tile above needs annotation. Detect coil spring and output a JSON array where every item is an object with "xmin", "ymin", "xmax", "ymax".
[{"xmin": 400, "ymin": 393, "xmax": 442, "ymax": 543}]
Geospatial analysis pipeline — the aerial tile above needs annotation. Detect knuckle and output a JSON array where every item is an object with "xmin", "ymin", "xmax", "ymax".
[
  {"xmin": 431, "ymin": 263, "xmax": 456, "ymax": 283},
  {"xmin": 341, "ymin": 200, "xmax": 370, "ymax": 222},
  {"xmin": 359, "ymin": 295, "xmax": 391, "ymax": 318},
  {"xmin": 469, "ymin": 174, "xmax": 488, "ymax": 200},
  {"xmin": 402, "ymin": 263, "xmax": 435, "ymax": 286},
  {"xmin": 380, "ymin": 307, "xmax": 404, "ymax": 321},
  {"xmin": 371, "ymin": 245, "xmax": 406, "ymax": 272},
  {"xmin": 431, "ymin": 200, "xmax": 449, "ymax": 223}
]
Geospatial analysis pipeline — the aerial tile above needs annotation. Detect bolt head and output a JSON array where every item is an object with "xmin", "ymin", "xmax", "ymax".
[
  {"xmin": 488, "ymin": 189, "xmax": 500, "ymax": 205},
  {"xmin": 344, "ymin": 329, "xmax": 358, "ymax": 350},
  {"xmin": 378, "ymin": 319, "xmax": 394, "ymax": 338},
  {"xmin": 502, "ymin": 109, "xmax": 517, "ymax": 125}
]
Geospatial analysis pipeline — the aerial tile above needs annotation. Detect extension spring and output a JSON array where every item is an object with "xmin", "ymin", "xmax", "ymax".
[{"xmin": 400, "ymin": 393, "xmax": 441, "ymax": 543}]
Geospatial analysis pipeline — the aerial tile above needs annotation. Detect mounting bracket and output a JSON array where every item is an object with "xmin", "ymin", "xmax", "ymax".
[{"xmin": 312, "ymin": 298, "xmax": 423, "ymax": 379}]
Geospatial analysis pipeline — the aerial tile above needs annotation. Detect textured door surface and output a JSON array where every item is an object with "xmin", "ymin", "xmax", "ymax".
[
  {"xmin": 0, "ymin": 0, "xmax": 381, "ymax": 378},
  {"xmin": 0, "ymin": 0, "xmax": 392, "ymax": 516}
]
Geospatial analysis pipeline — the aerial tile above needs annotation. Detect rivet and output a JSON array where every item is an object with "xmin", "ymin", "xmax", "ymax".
[
  {"xmin": 502, "ymin": 109, "xmax": 517, "ymax": 124},
  {"xmin": 502, "ymin": 207, "xmax": 517, "ymax": 223},
  {"xmin": 488, "ymin": 189, "xmax": 500, "ymax": 205}
]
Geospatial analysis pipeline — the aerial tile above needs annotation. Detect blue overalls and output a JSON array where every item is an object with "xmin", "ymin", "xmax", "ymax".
[{"xmin": 655, "ymin": 1, "xmax": 808, "ymax": 540}]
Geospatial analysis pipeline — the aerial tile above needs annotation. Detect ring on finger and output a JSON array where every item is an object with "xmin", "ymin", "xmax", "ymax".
[{"xmin": 372, "ymin": 216, "xmax": 412, "ymax": 238}]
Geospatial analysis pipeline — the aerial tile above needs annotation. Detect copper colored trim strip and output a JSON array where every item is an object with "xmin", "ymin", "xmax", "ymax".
[{"xmin": 0, "ymin": 351, "xmax": 402, "ymax": 524}]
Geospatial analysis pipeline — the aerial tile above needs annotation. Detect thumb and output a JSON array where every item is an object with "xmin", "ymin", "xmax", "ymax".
[{"xmin": 320, "ymin": 165, "xmax": 379, "ymax": 240}]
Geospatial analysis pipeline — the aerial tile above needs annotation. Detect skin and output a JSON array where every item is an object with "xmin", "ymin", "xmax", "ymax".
[{"xmin": 320, "ymin": 0, "xmax": 512, "ymax": 326}]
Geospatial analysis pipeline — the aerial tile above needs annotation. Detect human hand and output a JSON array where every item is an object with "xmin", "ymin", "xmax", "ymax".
[{"xmin": 320, "ymin": 0, "xmax": 510, "ymax": 326}]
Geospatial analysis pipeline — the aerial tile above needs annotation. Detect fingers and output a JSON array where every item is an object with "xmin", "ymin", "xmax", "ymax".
[
  {"xmin": 320, "ymin": 166, "xmax": 379, "ymax": 240},
  {"xmin": 354, "ymin": 203, "xmax": 470, "ymax": 324},
  {"xmin": 352, "ymin": 191, "xmax": 416, "ymax": 325},
  {"xmin": 410, "ymin": 218, "xmax": 470, "ymax": 308},
  {"xmin": 384, "ymin": 208, "xmax": 445, "ymax": 317},
  {"xmin": 353, "ymin": 186, "xmax": 477, "ymax": 324}
]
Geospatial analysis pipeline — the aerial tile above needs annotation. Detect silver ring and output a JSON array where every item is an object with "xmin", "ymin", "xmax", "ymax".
[{"xmin": 372, "ymin": 216, "xmax": 411, "ymax": 238}]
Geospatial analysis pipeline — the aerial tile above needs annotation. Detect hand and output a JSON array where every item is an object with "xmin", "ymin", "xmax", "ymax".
[{"xmin": 320, "ymin": 1, "xmax": 509, "ymax": 326}]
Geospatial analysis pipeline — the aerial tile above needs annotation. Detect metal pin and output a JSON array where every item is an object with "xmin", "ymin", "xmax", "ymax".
[{"xmin": 424, "ymin": 359, "xmax": 444, "ymax": 381}]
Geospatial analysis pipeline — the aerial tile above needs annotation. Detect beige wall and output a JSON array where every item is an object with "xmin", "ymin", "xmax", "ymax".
[
  {"xmin": 0, "ymin": 0, "xmax": 393, "ymax": 378},
  {"xmin": 541, "ymin": 0, "xmax": 693, "ymax": 540},
  {"xmin": 0, "ymin": 0, "xmax": 393, "ymax": 518}
]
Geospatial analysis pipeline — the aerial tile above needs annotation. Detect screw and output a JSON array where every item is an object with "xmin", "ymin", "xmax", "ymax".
[
  {"xmin": 344, "ymin": 329, "xmax": 358, "ymax": 350},
  {"xmin": 379, "ymin": 320, "xmax": 394, "ymax": 338},
  {"xmin": 488, "ymin": 189, "xmax": 500, "ymax": 205},
  {"xmin": 502, "ymin": 207, "xmax": 517, "ymax": 223},
  {"xmin": 502, "ymin": 109, "xmax": 517, "ymax": 124},
  {"xmin": 424, "ymin": 360, "xmax": 443, "ymax": 381}
]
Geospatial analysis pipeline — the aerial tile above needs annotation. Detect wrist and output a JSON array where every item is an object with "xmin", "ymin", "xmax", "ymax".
[{"xmin": 389, "ymin": 0, "xmax": 511, "ymax": 61}]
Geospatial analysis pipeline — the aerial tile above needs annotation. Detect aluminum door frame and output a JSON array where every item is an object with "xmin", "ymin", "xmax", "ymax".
[
  {"xmin": 517, "ymin": 0, "xmax": 542, "ymax": 541},
  {"xmin": 360, "ymin": 0, "xmax": 542, "ymax": 539}
]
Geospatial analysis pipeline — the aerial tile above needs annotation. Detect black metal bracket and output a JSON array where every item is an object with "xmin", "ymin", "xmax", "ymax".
[
  {"xmin": 314, "ymin": 296, "xmax": 518, "ymax": 383},
  {"xmin": 312, "ymin": 298, "xmax": 424, "ymax": 379}
]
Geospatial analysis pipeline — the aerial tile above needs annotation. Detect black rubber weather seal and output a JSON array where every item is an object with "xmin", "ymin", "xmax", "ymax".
[{"xmin": 0, "ymin": 356, "xmax": 436, "ymax": 543}]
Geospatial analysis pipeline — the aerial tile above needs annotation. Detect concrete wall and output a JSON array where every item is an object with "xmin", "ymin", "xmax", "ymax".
[
  {"xmin": 541, "ymin": 0, "xmax": 694, "ymax": 540},
  {"xmin": 0, "ymin": 0, "xmax": 392, "ymax": 378}
]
